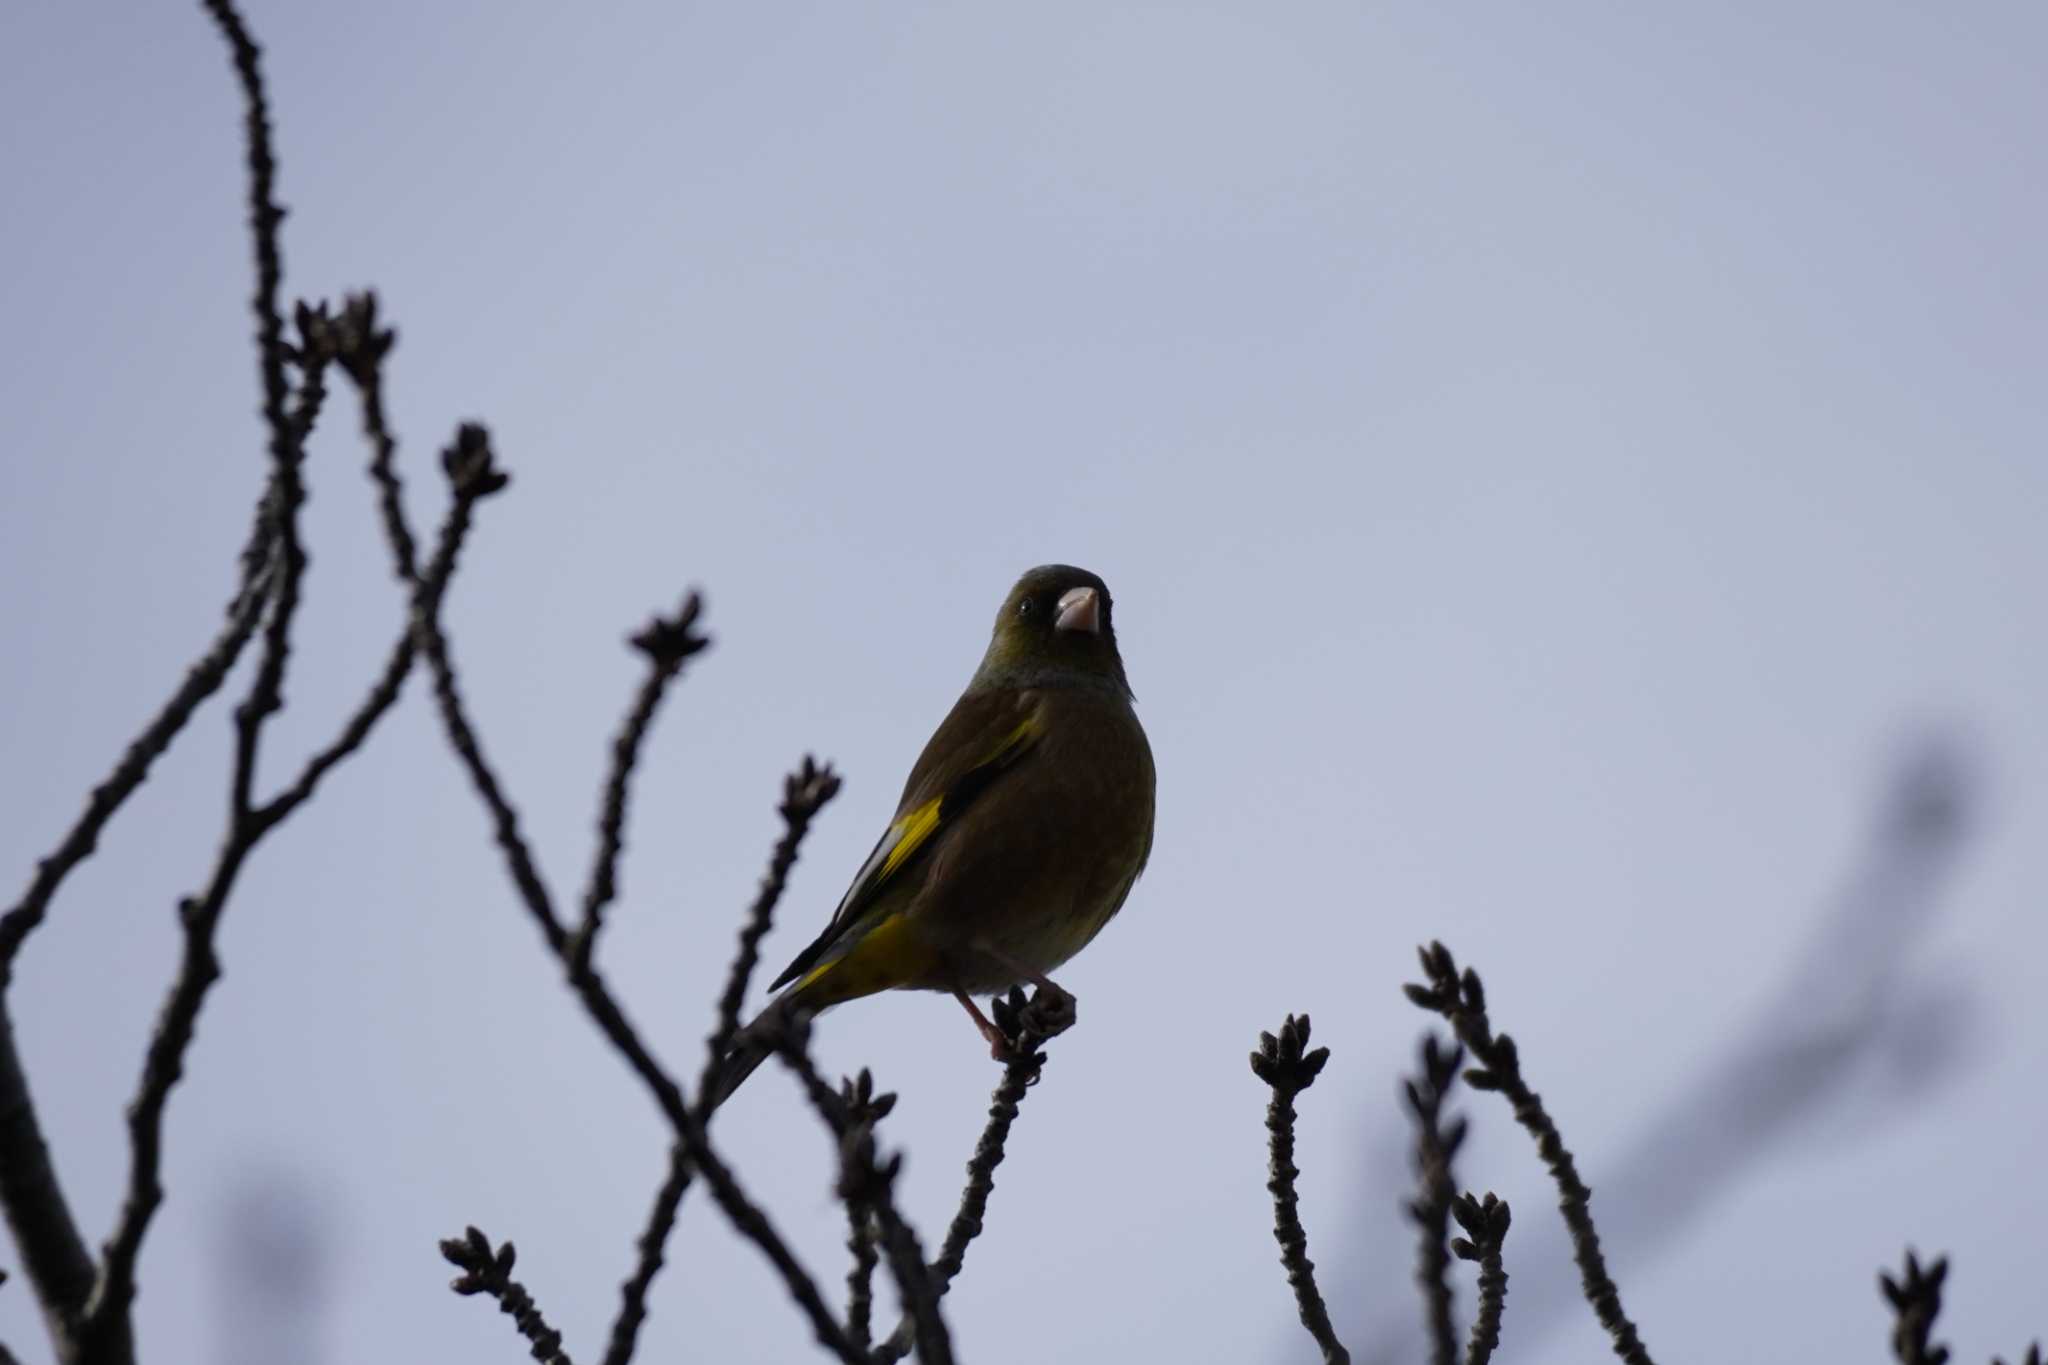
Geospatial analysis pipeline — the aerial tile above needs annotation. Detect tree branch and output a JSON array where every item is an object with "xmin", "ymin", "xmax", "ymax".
[
  {"xmin": 1406, "ymin": 941, "xmax": 1655, "ymax": 1365},
  {"xmin": 873, "ymin": 985, "xmax": 1076, "ymax": 1363},
  {"xmin": 441, "ymin": 1226, "xmax": 574, "ymax": 1365},
  {"xmin": 1403, "ymin": 1033, "xmax": 1467, "ymax": 1365},
  {"xmin": 597, "ymin": 758, "xmax": 840, "ymax": 1365},
  {"xmin": 1450, "ymin": 1192, "xmax": 1511, "ymax": 1365},
  {"xmin": 1880, "ymin": 1249, "xmax": 1950, "ymax": 1365},
  {"xmin": 415, "ymin": 561, "xmax": 863, "ymax": 1362},
  {"xmin": 1248, "ymin": 1013, "xmax": 1349, "ymax": 1365},
  {"xmin": 767, "ymin": 1020, "xmax": 952, "ymax": 1365}
]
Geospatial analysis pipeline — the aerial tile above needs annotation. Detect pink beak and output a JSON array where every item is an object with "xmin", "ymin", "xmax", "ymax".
[{"xmin": 1054, "ymin": 586, "xmax": 1101, "ymax": 634}]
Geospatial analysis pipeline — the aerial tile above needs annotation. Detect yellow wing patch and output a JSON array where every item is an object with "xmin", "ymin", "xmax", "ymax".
[{"xmin": 881, "ymin": 797, "xmax": 944, "ymax": 878}]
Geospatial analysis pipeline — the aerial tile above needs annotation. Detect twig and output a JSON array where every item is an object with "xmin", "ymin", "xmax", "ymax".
[
  {"xmin": 1405, "ymin": 941, "xmax": 1656, "ymax": 1365},
  {"xmin": 1248, "ymin": 1014, "xmax": 1350, "ymax": 1365},
  {"xmin": 78, "ymin": 0, "xmax": 327, "ymax": 1325},
  {"xmin": 837, "ymin": 1071, "xmax": 894, "ymax": 1354},
  {"xmin": 567, "ymin": 596, "xmax": 710, "ymax": 977},
  {"xmin": 703, "ymin": 758, "xmax": 843, "ymax": 1071},
  {"xmin": 416, "ymin": 565, "xmax": 863, "ymax": 1363},
  {"xmin": 441, "ymin": 1226, "xmax": 574, "ymax": 1365},
  {"xmin": 81, "ymin": 354, "xmax": 484, "ymax": 1357},
  {"xmin": 768, "ymin": 1020, "xmax": 952, "ymax": 1365},
  {"xmin": 1403, "ymin": 1033, "xmax": 1467, "ymax": 1365},
  {"xmin": 600, "ymin": 1144, "xmax": 691, "ymax": 1365},
  {"xmin": 873, "ymin": 985, "xmax": 1076, "ymax": 1363},
  {"xmin": 404, "ymin": 424, "xmax": 564, "ymax": 957},
  {"xmin": 1993, "ymin": 1346, "xmax": 2043, "ymax": 1365},
  {"xmin": 1450, "ymin": 1192, "xmax": 1511, "ymax": 1365},
  {"xmin": 329, "ymin": 291, "xmax": 418, "ymax": 585},
  {"xmin": 598, "ymin": 759, "xmax": 841, "ymax": 1365},
  {"xmin": 257, "ymin": 296, "xmax": 420, "ymax": 829},
  {"xmin": 1880, "ymin": 1249, "xmax": 1950, "ymax": 1365}
]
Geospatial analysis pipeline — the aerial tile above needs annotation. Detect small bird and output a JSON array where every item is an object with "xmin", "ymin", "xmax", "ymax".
[{"xmin": 706, "ymin": 564, "xmax": 1156, "ymax": 1110}]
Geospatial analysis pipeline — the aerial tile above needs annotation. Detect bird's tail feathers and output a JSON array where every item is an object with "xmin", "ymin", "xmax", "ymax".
[{"xmin": 702, "ymin": 991, "xmax": 812, "ymax": 1114}]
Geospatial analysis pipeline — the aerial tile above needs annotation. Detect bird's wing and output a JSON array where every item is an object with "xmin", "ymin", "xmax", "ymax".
[{"xmin": 767, "ymin": 689, "xmax": 1042, "ymax": 992}]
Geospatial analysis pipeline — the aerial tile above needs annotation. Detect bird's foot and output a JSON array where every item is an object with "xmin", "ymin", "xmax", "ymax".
[{"xmin": 987, "ymin": 982, "xmax": 1078, "ymax": 1063}]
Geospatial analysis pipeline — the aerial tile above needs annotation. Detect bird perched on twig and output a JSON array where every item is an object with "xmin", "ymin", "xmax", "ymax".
[{"xmin": 706, "ymin": 564, "xmax": 1156, "ymax": 1110}]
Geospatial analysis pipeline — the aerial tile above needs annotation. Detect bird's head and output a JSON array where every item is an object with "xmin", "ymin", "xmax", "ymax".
[{"xmin": 970, "ymin": 564, "xmax": 1132, "ymax": 698}]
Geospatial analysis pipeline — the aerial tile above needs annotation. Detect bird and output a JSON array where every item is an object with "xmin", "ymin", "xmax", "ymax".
[{"xmin": 704, "ymin": 564, "xmax": 1156, "ymax": 1111}]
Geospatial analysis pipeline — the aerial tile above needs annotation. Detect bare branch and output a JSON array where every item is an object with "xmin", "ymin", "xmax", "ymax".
[
  {"xmin": 567, "ymin": 595, "xmax": 711, "ymax": 977},
  {"xmin": 1879, "ymin": 1249, "xmax": 1950, "ymax": 1365},
  {"xmin": 703, "ymin": 757, "xmax": 843, "ymax": 1080},
  {"xmin": 837, "ymin": 1071, "xmax": 894, "ymax": 1354},
  {"xmin": 599, "ymin": 1144, "xmax": 691, "ymax": 1365},
  {"xmin": 441, "ymin": 1226, "xmax": 574, "ymax": 1365},
  {"xmin": 597, "ymin": 757, "xmax": 840, "ymax": 1365},
  {"xmin": 257, "ymin": 295, "xmax": 423, "ymax": 830},
  {"xmin": 1248, "ymin": 1014, "xmax": 1349, "ymax": 1365},
  {"xmin": 79, "ymin": 345, "xmax": 484, "ymax": 1356},
  {"xmin": 1406, "ymin": 941, "xmax": 1656, "ymax": 1365},
  {"xmin": 767, "ymin": 1019, "xmax": 952, "ymax": 1365},
  {"xmin": 1450, "ymin": 1193, "xmax": 1511, "ymax": 1365},
  {"xmin": 868, "ymin": 987, "xmax": 1074, "ymax": 1362},
  {"xmin": 1403, "ymin": 1033, "xmax": 1467, "ymax": 1365},
  {"xmin": 417, "ymin": 569, "xmax": 862, "ymax": 1363}
]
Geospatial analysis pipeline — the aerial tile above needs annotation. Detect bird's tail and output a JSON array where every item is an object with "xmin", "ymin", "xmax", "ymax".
[{"xmin": 702, "ymin": 991, "xmax": 809, "ymax": 1114}]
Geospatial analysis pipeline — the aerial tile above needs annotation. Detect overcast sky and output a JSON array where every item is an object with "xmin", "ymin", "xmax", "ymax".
[{"xmin": 3, "ymin": 3, "xmax": 2044, "ymax": 1362}]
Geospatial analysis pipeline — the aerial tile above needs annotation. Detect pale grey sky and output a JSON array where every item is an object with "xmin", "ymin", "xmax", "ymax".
[{"xmin": 3, "ymin": 3, "xmax": 2044, "ymax": 1362}]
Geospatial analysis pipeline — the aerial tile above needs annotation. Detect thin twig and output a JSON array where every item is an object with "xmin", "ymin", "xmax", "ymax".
[
  {"xmin": 567, "ymin": 595, "xmax": 710, "ymax": 978},
  {"xmin": 441, "ymin": 1226, "xmax": 574, "ymax": 1365},
  {"xmin": 873, "ymin": 985, "xmax": 1076, "ymax": 1363},
  {"xmin": 837, "ymin": 1072, "xmax": 893, "ymax": 1354},
  {"xmin": 1450, "ymin": 1192, "xmax": 1511, "ymax": 1365},
  {"xmin": 81, "ymin": 363, "xmax": 483, "ymax": 1357},
  {"xmin": 330, "ymin": 291, "xmax": 418, "ymax": 585},
  {"xmin": 1406, "ymin": 941, "xmax": 1655, "ymax": 1365},
  {"xmin": 79, "ymin": 3, "xmax": 325, "ymax": 1319},
  {"xmin": 0, "ymin": 496, "xmax": 278, "ymax": 975},
  {"xmin": 415, "ymin": 562, "xmax": 862, "ymax": 1363},
  {"xmin": 703, "ymin": 757, "xmax": 843, "ymax": 1080},
  {"xmin": 247, "ymin": 293, "xmax": 430, "ymax": 830},
  {"xmin": 1249, "ymin": 1014, "xmax": 1349, "ymax": 1365},
  {"xmin": 405, "ymin": 425, "xmax": 564, "ymax": 954},
  {"xmin": 1403, "ymin": 1033, "xmax": 1467, "ymax": 1365},
  {"xmin": 768, "ymin": 1020, "xmax": 953, "ymax": 1365},
  {"xmin": 600, "ymin": 1144, "xmax": 691, "ymax": 1365},
  {"xmin": 598, "ymin": 758, "xmax": 840, "ymax": 1365},
  {"xmin": 1880, "ymin": 1249, "xmax": 1950, "ymax": 1365}
]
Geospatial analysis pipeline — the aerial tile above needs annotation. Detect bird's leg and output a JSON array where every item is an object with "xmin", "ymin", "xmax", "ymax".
[
  {"xmin": 952, "ymin": 988, "xmax": 1010, "ymax": 1059},
  {"xmin": 980, "ymin": 947, "xmax": 1073, "ymax": 1005}
]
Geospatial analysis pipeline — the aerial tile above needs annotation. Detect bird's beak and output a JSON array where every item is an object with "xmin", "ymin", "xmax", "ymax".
[{"xmin": 1055, "ymin": 586, "xmax": 1101, "ymax": 634}]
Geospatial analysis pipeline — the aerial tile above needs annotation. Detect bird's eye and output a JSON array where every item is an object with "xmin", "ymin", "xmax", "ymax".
[{"xmin": 1017, "ymin": 598, "xmax": 1036, "ymax": 618}]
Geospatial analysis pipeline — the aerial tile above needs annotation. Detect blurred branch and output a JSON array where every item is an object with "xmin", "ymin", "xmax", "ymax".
[
  {"xmin": 1406, "ymin": 942, "xmax": 1655, "ymax": 1365},
  {"xmin": 768, "ymin": 1020, "xmax": 953, "ymax": 1365},
  {"xmin": 1403, "ymin": 1033, "xmax": 1466, "ymax": 1365},
  {"xmin": 442, "ymin": 1227, "xmax": 574, "ymax": 1365},
  {"xmin": 1450, "ymin": 1193, "xmax": 1511, "ymax": 1365},
  {"xmin": 704, "ymin": 759, "xmax": 843, "ymax": 1072},
  {"xmin": 1880, "ymin": 1249, "xmax": 1950, "ymax": 1365},
  {"xmin": 599, "ymin": 1144, "xmax": 690, "ymax": 1365},
  {"xmin": 874, "ymin": 985, "xmax": 1077, "ymax": 1364},
  {"xmin": 73, "ymin": 0, "xmax": 332, "ymax": 1341},
  {"xmin": 600, "ymin": 759, "xmax": 841, "ymax": 1365},
  {"xmin": 84, "ymin": 306, "xmax": 498, "ymax": 1358},
  {"xmin": 837, "ymin": 1071, "xmax": 894, "ymax": 1354},
  {"xmin": 567, "ymin": 599, "xmax": 712, "ymax": 978},
  {"xmin": 1250, "ymin": 1014, "xmax": 1349, "ymax": 1365},
  {"xmin": 414, "ymin": 558, "xmax": 866, "ymax": 1362}
]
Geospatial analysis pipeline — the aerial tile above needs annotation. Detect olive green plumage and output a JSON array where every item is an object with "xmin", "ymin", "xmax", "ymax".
[{"xmin": 706, "ymin": 564, "xmax": 1155, "ymax": 1110}]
